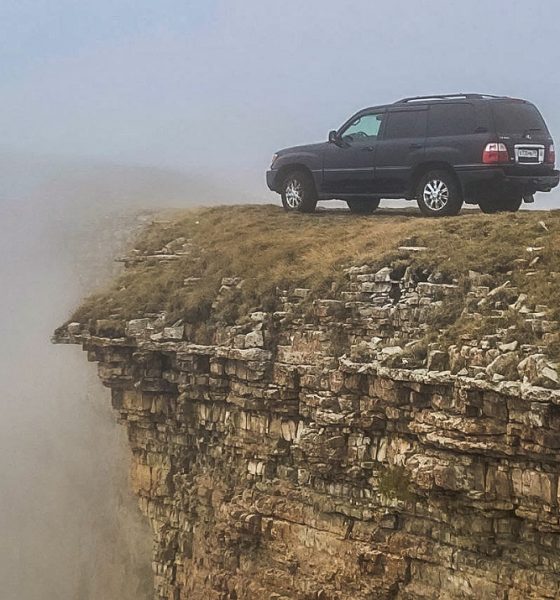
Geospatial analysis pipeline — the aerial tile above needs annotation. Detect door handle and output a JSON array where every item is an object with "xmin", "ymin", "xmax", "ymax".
[
  {"xmin": 361, "ymin": 146, "xmax": 375, "ymax": 152},
  {"xmin": 409, "ymin": 143, "xmax": 424, "ymax": 150}
]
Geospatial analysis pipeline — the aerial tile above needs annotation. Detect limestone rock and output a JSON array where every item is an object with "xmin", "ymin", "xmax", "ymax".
[
  {"xmin": 518, "ymin": 354, "xmax": 560, "ymax": 388},
  {"xmin": 427, "ymin": 350, "xmax": 447, "ymax": 371},
  {"xmin": 67, "ymin": 322, "xmax": 81, "ymax": 335},
  {"xmin": 499, "ymin": 340, "xmax": 519, "ymax": 353},
  {"xmin": 245, "ymin": 329, "xmax": 265, "ymax": 348},
  {"xmin": 162, "ymin": 325, "xmax": 184, "ymax": 340},
  {"xmin": 381, "ymin": 346, "xmax": 403, "ymax": 357},
  {"xmin": 126, "ymin": 318, "xmax": 152, "ymax": 337},
  {"xmin": 448, "ymin": 345, "xmax": 466, "ymax": 374},
  {"xmin": 374, "ymin": 266, "xmax": 393, "ymax": 282},
  {"xmin": 55, "ymin": 253, "xmax": 560, "ymax": 600},
  {"xmin": 486, "ymin": 351, "xmax": 520, "ymax": 380}
]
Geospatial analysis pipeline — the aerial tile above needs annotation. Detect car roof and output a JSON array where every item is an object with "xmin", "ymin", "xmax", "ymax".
[{"xmin": 359, "ymin": 94, "xmax": 532, "ymax": 113}]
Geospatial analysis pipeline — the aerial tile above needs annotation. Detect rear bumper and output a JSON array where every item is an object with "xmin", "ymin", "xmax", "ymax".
[
  {"xmin": 502, "ymin": 172, "xmax": 560, "ymax": 192},
  {"xmin": 457, "ymin": 167, "xmax": 560, "ymax": 200}
]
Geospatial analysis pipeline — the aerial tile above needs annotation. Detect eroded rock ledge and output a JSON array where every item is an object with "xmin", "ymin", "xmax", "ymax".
[{"xmin": 56, "ymin": 233, "xmax": 560, "ymax": 599}]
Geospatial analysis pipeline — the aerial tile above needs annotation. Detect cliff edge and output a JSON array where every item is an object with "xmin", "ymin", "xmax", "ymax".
[{"xmin": 54, "ymin": 205, "xmax": 560, "ymax": 599}]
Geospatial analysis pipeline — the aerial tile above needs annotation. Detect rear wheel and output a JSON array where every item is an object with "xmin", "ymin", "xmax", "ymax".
[
  {"xmin": 478, "ymin": 196, "xmax": 522, "ymax": 214},
  {"xmin": 347, "ymin": 198, "xmax": 380, "ymax": 214},
  {"xmin": 281, "ymin": 170, "xmax": 317, "ymax": 213},
  {"xmin": 416, "ymin": 170, "xmax": 463, "ymax": 217}
]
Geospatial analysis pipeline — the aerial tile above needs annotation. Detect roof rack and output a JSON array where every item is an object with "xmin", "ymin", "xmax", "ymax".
[{"xmin": 395, "ymin": 93, "xmax": 506, "ymax": 104}]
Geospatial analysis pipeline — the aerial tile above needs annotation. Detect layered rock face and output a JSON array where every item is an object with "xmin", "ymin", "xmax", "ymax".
[{"xmin": 58, "ymin": 259, "xmax": 560, "ymax": 600}]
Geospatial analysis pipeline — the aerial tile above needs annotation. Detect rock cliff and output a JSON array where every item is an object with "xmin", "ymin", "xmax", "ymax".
[{"xmin": 54, "ymin": 206, "xmax": 560, "ymax": 599}]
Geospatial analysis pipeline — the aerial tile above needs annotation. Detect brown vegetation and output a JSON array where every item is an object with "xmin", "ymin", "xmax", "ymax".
[{"xmin": 71, "ymin": 204, "xmax": 560, "ymax": 354}]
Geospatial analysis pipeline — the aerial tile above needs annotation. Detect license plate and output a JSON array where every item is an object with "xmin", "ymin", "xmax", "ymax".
[{"xmin": 518, "ymin": 148, "xmax": 538, "ymax": 158}]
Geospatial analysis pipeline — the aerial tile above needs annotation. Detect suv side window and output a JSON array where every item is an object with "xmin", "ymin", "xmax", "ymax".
[
  {"xmin": 428, "ymin": 103, "xmax": 476, "ymax": 137},
  {"xmin": 341, "ymin": 113, "xmax": 384, "ymax": 143},
  {"xmin": 384, "ymin": 110, "xmax": 427, "ymax": 139}
]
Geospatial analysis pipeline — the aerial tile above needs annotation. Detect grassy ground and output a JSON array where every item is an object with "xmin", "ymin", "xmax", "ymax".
[{"xmin": 70, "ymin": 204, "xmax": 560, "ymax": 351}]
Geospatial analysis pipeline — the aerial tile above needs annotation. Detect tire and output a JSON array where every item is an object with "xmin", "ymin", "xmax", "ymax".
[
  {"xmin": 416, "ymin": 170, "xmax": 463, "ymax": 217},
  {"xmin": 347, "ymin": 198, "xmax": 380, "ymax": 214},
  {"xmin": 478, "ymin": 196, "xmax": 522, "ymax": 214},
  {"xmin": 280, "ymin": 170, "xmax": 317, "ymax": 213}
]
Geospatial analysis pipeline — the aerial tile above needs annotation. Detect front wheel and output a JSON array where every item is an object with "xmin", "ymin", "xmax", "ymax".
[
  {"xmin": 478, "ymin": 197, "xmax": 522, "ymax": 214},
  {"xmin": 347, "ymin": 198, "xmax": 380, "ymax": 214},
  {"xmin": 281, "ymin": 170, "xmax": 317, "ymax": 213},
  {"xmin": 416, "ymin": 170, "xmax": 463, "ymax": 217}
]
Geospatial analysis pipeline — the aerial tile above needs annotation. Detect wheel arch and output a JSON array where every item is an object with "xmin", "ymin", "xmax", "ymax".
[
  {"xmin": 408, "ymin": 161, "xmax": 463, "ymax": 199},
  {"xmin": 275, "ymin": 163, "xmax": 318, "ymax": 194}
]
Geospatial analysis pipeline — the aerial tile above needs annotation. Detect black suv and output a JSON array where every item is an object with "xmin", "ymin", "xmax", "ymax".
[{"xmin": 266, "ymin": 94, "xmax": 559, "ymax": 216}]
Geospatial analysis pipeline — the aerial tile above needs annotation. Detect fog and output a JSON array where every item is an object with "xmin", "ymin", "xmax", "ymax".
[
  {"xmin": 1, "ymin": 0, "xmax": 560, "ymax": 197},
  {"xmin": 0, "ymin": 155, "xmax": 242, "ymax": 600},
  {"xmin": 1, "ymin": 2, "xmax": 560, "ymax": 599}
]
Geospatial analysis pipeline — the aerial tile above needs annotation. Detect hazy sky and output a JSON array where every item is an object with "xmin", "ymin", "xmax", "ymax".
[{"xmin": 1, "ymin": 0, "xmax": 560, "ymax": 190}]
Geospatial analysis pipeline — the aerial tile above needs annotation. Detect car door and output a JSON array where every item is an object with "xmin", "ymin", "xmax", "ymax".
[
  {"xmin": 374, "ymin": 107, "xmax": 428, "ymax": 195},
  {"xmin": 322, "ymin": 111, "xmax": 385, "ymax": 195}
]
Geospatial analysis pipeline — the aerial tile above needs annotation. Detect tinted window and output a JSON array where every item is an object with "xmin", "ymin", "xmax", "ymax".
[
  {"xmin": 384, "ymin": 110, "xmax": 427, "ymax": 139},
  {"xmin": 493, "ymin": 102, "xmax": 548, "ymax": 135},
  {"xmin": 428, "ymin": 103, "xmax": 476, "ymax": 137},
  {"xmin": 341, "ymin": 113, "xmax": 383, "ymax": 143}
]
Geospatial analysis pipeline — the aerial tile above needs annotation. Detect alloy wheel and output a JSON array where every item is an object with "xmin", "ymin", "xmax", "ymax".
[
  {"xmin": 423, "ymin": 179, "xmax": 449, "ymax": 211},
  {"xmin": 285, "ymin": 179, "xmax": 304, "ymax": 208}
]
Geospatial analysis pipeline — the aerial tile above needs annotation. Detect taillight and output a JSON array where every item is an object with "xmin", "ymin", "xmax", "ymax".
[
  {"xmin": 482, "ymin": 143, "xmax": 509, "ymax": 164},
  {"xmin": 546, "ymin": 144, "xmax": 556, "ymax": 166}
]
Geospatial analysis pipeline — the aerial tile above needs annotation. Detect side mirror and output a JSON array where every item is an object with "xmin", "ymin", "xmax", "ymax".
[{"xmin": 328, "ymin": 130, "xmax": 340, "ymax": 144}]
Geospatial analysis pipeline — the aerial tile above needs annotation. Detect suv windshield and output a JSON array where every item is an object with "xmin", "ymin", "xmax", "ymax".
[{"xmin": 493, "ymin": 102, "xmax": 548, "ymax": 136}]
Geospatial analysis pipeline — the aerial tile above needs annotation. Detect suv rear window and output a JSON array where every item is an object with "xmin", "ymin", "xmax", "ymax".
[
  {"xmin": 428, "ymin": 103, "xmax": 476, "ymax": 137},
  {"xmin": 493, "ymin": 102, "xmax": 547, "ymax": 135}
]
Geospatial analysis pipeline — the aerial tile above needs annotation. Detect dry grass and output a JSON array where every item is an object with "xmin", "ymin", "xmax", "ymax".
[
  {"xmin": 70, "ymin": 205, "xmax": 560, "ymax": 349},
  {"xmin": 72, "ymin": 205, "xmax": 422, "ymax": 325}
]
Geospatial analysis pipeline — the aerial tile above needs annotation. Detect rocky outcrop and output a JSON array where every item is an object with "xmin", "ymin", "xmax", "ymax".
[{"xmin": 55, "ymin": 253, "xmax": 560, "ymax": 600}]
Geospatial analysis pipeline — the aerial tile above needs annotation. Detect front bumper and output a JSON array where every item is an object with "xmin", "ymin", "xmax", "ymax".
[
  {"xmin": 266, "ymin": 170, "xmax": 279, "ymax": 192},
  {"xmin": 458, "ymin": 167, "xmax": 560, "ymax": 201}
]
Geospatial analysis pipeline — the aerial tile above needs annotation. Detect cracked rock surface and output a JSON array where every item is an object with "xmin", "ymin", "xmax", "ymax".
[{"xmin": 54, "ymin": 255, "xmax": 560, "ymax": 600}]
